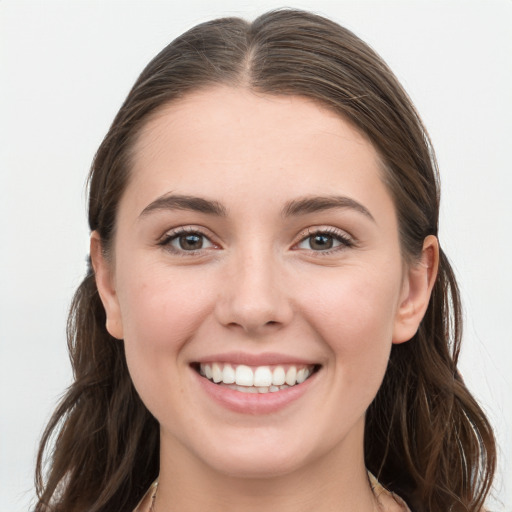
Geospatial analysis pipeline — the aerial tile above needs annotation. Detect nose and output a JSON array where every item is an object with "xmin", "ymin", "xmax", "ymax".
[{"xmin": 214, "ymin": 246, "xmax": 294, "ymax": 335}]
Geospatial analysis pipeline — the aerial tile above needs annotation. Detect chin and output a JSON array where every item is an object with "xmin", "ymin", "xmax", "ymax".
[
  {"xmin": 205, "ymin": 449, "xmax": 307, "ymax": 480},
  {"xmin": 188, "ymin": 426, "xmax": 330, "ymax": 480}
]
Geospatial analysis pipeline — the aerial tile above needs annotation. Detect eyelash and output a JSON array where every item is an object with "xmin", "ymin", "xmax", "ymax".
[
  {"xmin": 294, "ymin": 227, "xmax": 354, "ymax": 255},
  {"xmin": 158, "ymin": 226, "xmax": 354, "ymax": 256},
  {"xmin": 158, "ymin": 227, "xmax": 217, "ymax": 256}
]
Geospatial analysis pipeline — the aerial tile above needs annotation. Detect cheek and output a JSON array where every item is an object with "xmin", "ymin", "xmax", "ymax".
[
  {"xmin": 309, "ymin": 263, "xmax": 399, "ymax": 329},
  {"xmin": 114, "ymin": 265, "xmax": 220, "ymax": 430},
  {"xmin": 119, "ymin": 259, "xmax": 211, "ymax": 333},
  {"xmin": 115, "ymin": 265, "xmax": 214, "ymax": 381},
  {"xmin": 301, "ymin": 262, "xmax": 402, "ymax": 381}
]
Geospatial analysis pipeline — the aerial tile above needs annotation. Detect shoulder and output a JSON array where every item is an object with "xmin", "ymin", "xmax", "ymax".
[
  {"xmin": 133, "ymin": 480, "xmax": 158, "ymax": 512},
  {"xmin": 368, "ymin": 472, "xmax": 411, "ymax": 512}
]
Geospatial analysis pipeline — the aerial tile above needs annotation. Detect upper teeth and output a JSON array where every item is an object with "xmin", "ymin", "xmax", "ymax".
[{"xmin": 199, "ymin": 363, "xmax": 313, "ymax": 388}]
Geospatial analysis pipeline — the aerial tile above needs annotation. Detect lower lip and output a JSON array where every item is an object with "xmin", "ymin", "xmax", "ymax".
[{"xmin": 193, "ymin": 369, "xmax": 318, "ymax": 414}]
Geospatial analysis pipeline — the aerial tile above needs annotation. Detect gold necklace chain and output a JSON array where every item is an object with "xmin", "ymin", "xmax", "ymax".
[{"xmin": 148, "ymin": 479, "xmax": 385, "ymax": 512}]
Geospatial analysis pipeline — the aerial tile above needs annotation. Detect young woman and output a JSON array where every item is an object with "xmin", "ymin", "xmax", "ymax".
[{"xmin": 34, "ymin": 9, "xmax": 496, "ymax": 512}]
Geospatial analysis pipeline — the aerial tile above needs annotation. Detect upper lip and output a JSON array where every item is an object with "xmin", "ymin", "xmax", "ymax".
[{"xmin": 192, "ymin": 352, "xmax": 319, "ymax": 367}]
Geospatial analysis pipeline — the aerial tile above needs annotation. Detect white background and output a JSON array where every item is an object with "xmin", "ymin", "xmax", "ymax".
[{"xmin": 1, "ymin": 1, "xmax": 511, "ymax": 511}]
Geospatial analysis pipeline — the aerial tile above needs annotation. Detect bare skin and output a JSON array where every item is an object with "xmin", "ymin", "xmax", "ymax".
[{"xmin": 92, "ymin": 86, "xmax": 438, "ymax": 512}]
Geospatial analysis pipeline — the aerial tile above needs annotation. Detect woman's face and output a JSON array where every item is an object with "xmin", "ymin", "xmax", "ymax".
[{"xmin": 94, "ymin": 86, "xmax": 431, "ymax": 479}]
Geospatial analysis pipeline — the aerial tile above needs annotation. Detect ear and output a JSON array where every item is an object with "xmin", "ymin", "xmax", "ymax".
[
  {"xmin": 90, "ymin": 231, "xmax": 124, "ymax": 340},
  {"xmin": 393, "ymin": 235, "xmax": 439, "ymax": 344}
]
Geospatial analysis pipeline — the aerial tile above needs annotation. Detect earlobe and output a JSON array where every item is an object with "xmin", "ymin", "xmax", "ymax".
[
  {"xmin": 90, "ymin": 232, "xmax": 124, "ymax": 340},
  {"xmin": 392, "ymin": 235, "xmax": 439, "ymax": 344}
]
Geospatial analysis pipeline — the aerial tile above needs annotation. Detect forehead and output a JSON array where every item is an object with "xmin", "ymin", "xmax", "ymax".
[
  {"xmin": 125, "ymin": 86, "xmax": 390, "ymax": 218},
  {"xmin": 133, "ymin": 86, "xmax": 374, "ymax": 159}
]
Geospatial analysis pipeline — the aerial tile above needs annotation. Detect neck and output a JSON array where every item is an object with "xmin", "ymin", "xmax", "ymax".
[{"xmin": 154, "ymin": 424, "xmax": 378, "ymax": 512}]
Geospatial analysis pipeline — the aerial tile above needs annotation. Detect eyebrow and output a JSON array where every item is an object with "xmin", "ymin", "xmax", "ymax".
[
  {"xmin": 139, "ymin": 194, "xmax": 228, "ymax": 218},
  {"xmin": 282, "ymin": 195, "xmax": 375, "ymax": 221},
  {"xmin": 139, "ymin": 193, "xmax": 374, "ymax": 222}
]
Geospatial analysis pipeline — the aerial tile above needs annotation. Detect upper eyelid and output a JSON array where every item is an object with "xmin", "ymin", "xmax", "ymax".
[
  {"xmin": 157, "ymin": 225, "xmax": 354, "ymax": 248},
  {"xmin": 160, "ymin": 225, "xmax": 216, "ymax": 240},
  {"xmin": 295, "ymin": 226, "xmax": 353, "ymax": 242}
]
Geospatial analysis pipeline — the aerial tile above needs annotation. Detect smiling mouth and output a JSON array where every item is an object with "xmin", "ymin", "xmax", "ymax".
[{"xmin": 193, "ymin": 363, "xmax": 320, "ymax": 394}]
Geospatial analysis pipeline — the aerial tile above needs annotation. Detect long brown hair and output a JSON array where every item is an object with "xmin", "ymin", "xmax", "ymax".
[{"xmin": 35, "ymin": 9, "xmax": 496, "ymax": 512}]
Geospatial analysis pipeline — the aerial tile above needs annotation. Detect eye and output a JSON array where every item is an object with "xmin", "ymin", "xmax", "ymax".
[
  {"xmin": 172, "ymin": 233, "xmax": 212, "ymax": 251},
  {"xmin": 159, "ymin": 228, "xmax": 216, "ymax": 253},
  {"xmin": 296, "ymin": 229, "xmax": 353, "ymax": 252}
]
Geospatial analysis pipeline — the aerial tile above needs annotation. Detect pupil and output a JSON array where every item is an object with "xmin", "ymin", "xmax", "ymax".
[
  {"xmin": 311, "ymin": 234, "xmax": 333, "ymax": 250},
  {"xmin": 180, "ymin": 234, "xmax": 202, "ymax": 250}
]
